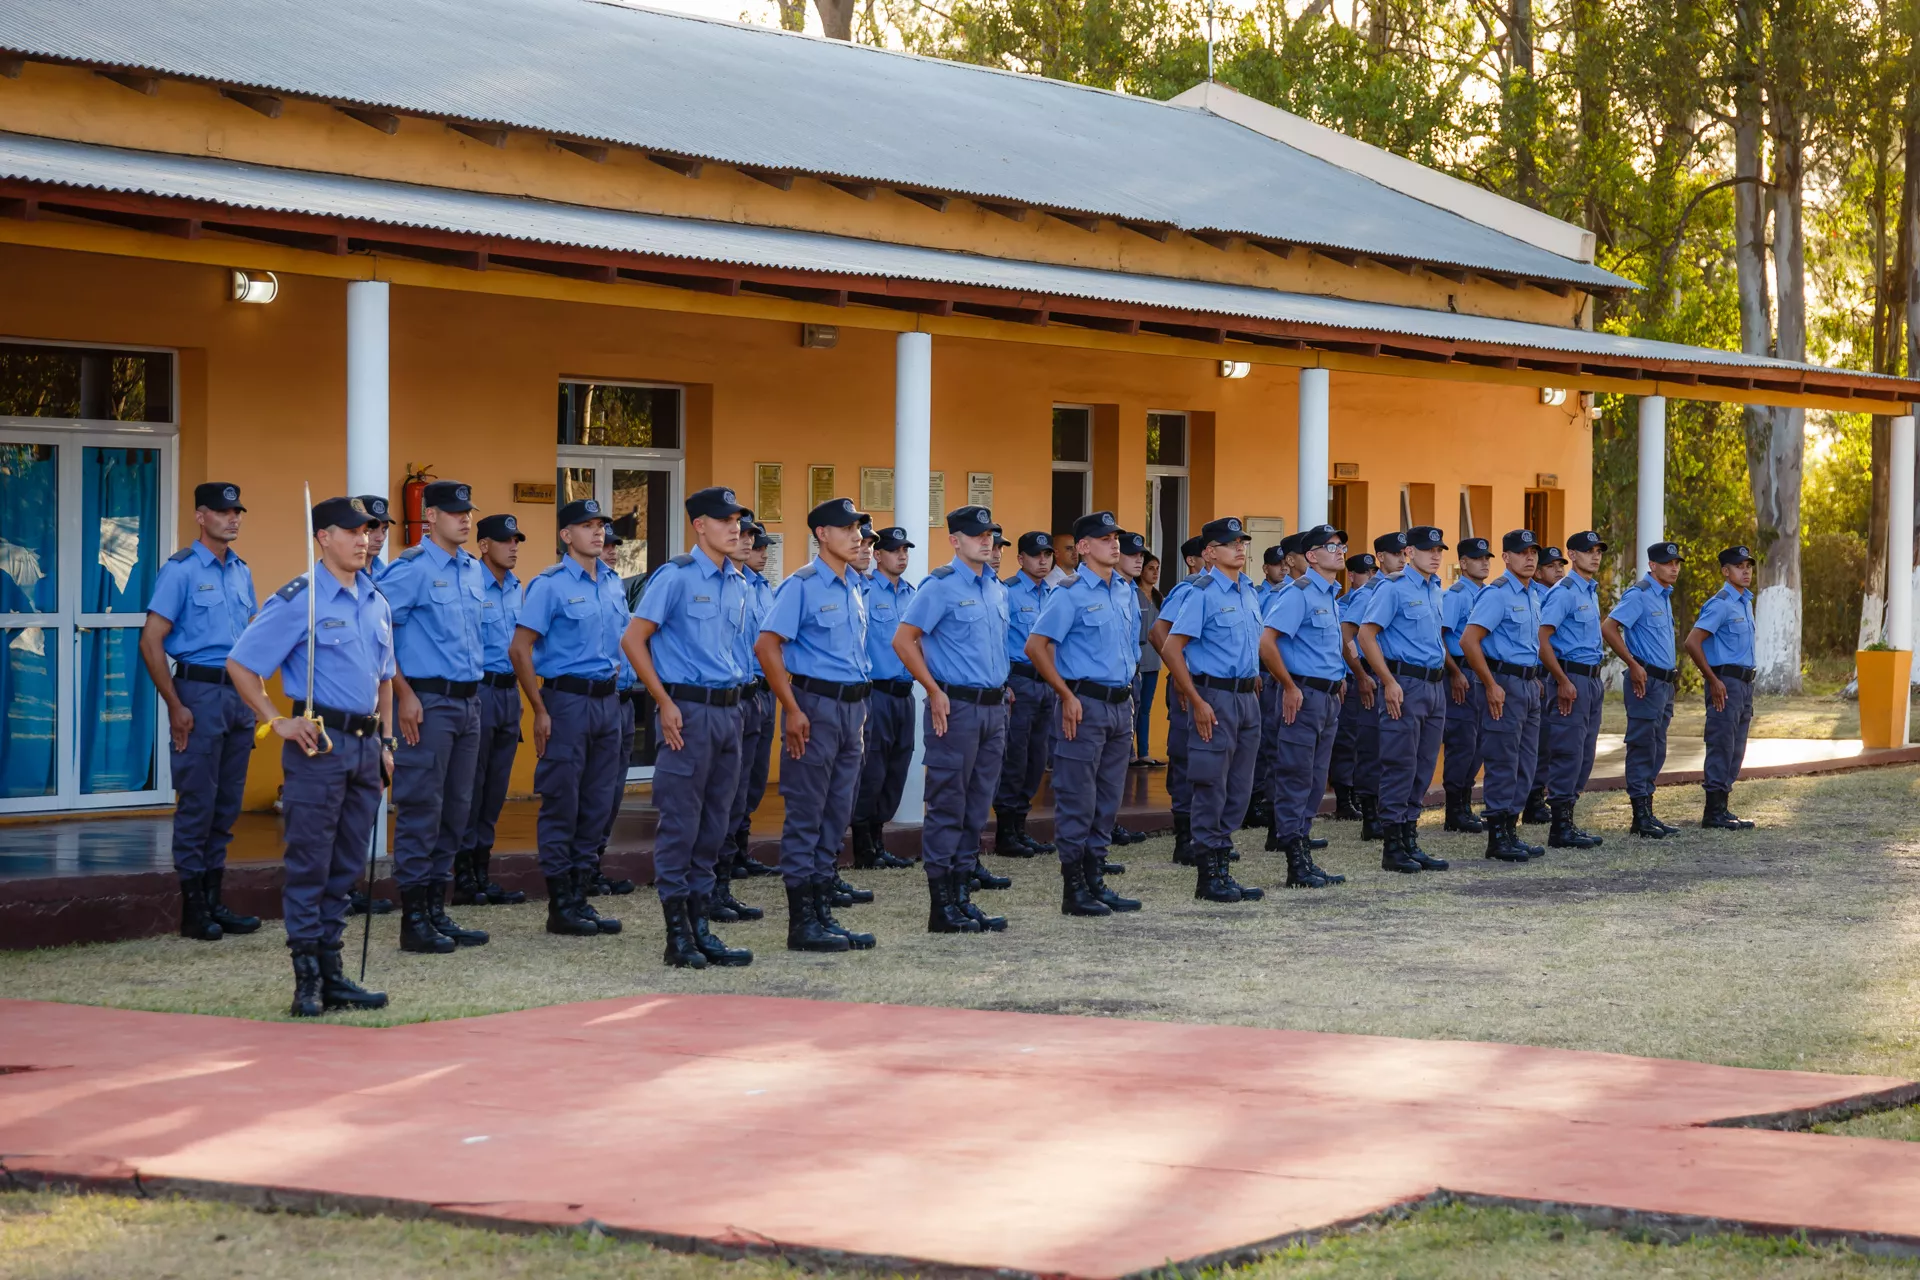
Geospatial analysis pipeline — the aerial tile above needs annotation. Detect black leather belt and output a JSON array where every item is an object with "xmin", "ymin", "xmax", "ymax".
[
  {"xmin": 871, "ymin": 677, "xmax": 916, "ymax": 698},
  {"xmin": 1712, "ymin": 664, "xmax": 1757, "ymax": 683},
  {"xmin": 1008, "ymin": 660, "xmax": 1039, "ymax": 680},
  {"xmin": 1491, "ymin": 660, "xmax": 1546, "ymax": 679},
  {"xmin": 664, "ymin": 682, "xmax": 742, "ymax": 707},
  {"xmin": 544, "ymin": 675, "xmax": 616, "ymax": 697},
  {"xmin": 939, "ymin": 681, "xmax": 1006, "ymax": 705},
  {"xmin": 1194, "ymin": 673, "xmax": 1260, "ymax": 695},
  {"xmin": 173, "ymin": 662, "xmax": 231, "ymax": 686},
  {"xmin": 620, "ymin": 687, "xmax": 646, "ymax": 705},
  {"xmin": 291, "ymin": 701, "xmax": 383, "ymax": 736},
  {"xmin": 748, "ymin": 675, "xmax": 770, "ymax": 694},
  {"xmin": 407, "ymin": 676, "xmax": 479, "ymax": 697},
  {"xmin": 1560, "ymin": 660, "xmax": 1603, "ymax": 678},
  {"xmin": 1297, "ymin": 675, "xmax": 1344, "ymax": 695},
  {"xmin": 1066, "ymin": 678, "xmax": 1132, "ymax": 704},
  {"xmin": 1641, "ymin": 664, "xmax": 1679, "ymax": 685},
  {"xmin": 1386, "ymin": 658, "xmax": 1445, "ymax": 683},
  {"xmin": 480, "ymin": 671, "xmax": 518, "ymax": 690},
  {"xmin": 792, "ymin": 674, "xmax": 870, "ymax": 702}
]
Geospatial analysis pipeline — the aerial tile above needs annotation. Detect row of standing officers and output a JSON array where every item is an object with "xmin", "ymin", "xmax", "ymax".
[{"xmin": 141, "ymin": 481, "xmax": 1761, "ymax": 1016}]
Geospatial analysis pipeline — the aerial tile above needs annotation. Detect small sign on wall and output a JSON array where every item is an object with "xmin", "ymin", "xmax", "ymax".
[
  {"xmin": 754, "ymin": 463, "xmax": 783, "ymax": 523},
  {"xmin": 512, "ymin": 482, "xmax": 556, "ymax": 504},
  {"xmin": 861, "ymin": 467, "xmax": 895, "ymax": 512},
  {"xmin": 763, "ymin": 532, "xmax": 784, "ymax": 584},
  {"xmin": 967, "ymin": 471, "xmax": 993, "ymax": 509},
  {"xmin": 809, "ymin": 465, "xmax": 837, "ymax": 508},
  {"xmin": 928, "ymin": 471, "xmax": 946, "ymax": 523}
]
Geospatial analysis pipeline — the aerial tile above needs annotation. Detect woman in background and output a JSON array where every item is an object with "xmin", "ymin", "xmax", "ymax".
[{"xmin": 1133, "ymin": 554, "xmax": 1163, "ymax": 767}]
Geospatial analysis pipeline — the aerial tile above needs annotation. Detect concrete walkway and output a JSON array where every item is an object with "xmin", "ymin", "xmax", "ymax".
[{"xmin": 3, "ymin": 996, "xmax": 1920, "ymax": 1274}]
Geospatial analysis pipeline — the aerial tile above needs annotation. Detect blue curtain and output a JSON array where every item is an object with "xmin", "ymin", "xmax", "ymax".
[
  {"xmin": 0, "ymin": 443, "xmax": 58, "ymax": 614},
  {"xmin": 0, "ymin": 628, "xmax": 58, "ymax": 798},
  {"xmin": 79, "ymin": 448, "xmax": 159, "ymax": 794}
]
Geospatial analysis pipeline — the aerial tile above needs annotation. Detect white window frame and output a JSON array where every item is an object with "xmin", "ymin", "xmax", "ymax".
[
  {"xmin": 1051, "ymin": 403, "xmax": 1094, "ymax": 530},
  {"xmin": 1144, "ymin": 409, "xmax": 1191, "ymax": 578}
]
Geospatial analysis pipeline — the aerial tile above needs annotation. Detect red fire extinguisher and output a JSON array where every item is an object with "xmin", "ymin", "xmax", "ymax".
[{"xmin": 402, "ymin": 463, "xmax": 434, "ymax": 548}]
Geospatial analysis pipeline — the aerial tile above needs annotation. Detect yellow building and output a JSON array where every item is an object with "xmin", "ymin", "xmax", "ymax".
[{"xmin": 1, "ymin": 0, "xmax": 1913, "ymax": 816}]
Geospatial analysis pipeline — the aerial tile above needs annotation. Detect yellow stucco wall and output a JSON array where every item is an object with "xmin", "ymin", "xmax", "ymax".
[{"xmin": 3, "ymin": 242, "xmax": 1591, "ymax": 810}]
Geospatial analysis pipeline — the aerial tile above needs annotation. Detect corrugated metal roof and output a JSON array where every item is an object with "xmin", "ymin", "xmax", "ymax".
[
  {"xmin": 0, "ymin": 130, "xmax": 1880, "ymax": 385},
  {"xmin": 0, "ymin": 0, "xmax": 1632, "ymax": 291}
]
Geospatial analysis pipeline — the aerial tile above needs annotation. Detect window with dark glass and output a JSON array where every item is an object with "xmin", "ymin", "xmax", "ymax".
[
  {"xmin": 0, "ymin": 344, "xmax": 173, "ymax": 424},
  {"xmin": 1051, "ymin": 406, "xmax": 1091, "ymax": 463},
  {"xmin": 556, "ymin": 382, "xmax": 683, "ymax": 449},
  {"xmin": 1146, "ymin": 412, "xmax": 1186, "ymax": 467}
]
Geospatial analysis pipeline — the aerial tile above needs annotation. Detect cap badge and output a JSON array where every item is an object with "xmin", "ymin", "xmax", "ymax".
[
  {"xmin": 723, "ymin": 489, "xmax": 736, "ymax": 504},
  {"xmin": 583, "ymin": 499, "xmax": 600, "ymax": 515},
  {"xmin": 222, "ymin": 485, "xmax": 238, "ymax": 503},
  {"xmin": 455, "ymin": 485, "xmax": 470, "ymax": 502},
  {"xmin": 504, "ymin": 516, "xmax": 517, "ymax": 532},
  {"xmin": 1102, "ymin": 513, "xmax": 1115, "ymax": 527},
  {"xmin": 841, "ymin": 499, "xmax": 855, "ymax": 513},
  {"xmin": 1226, "ymin": 519, "xmax": 1240, "ymax": 533},
  {"xmin": 348, "ymin": 498, "xmax": 367, "ymax": 515}
]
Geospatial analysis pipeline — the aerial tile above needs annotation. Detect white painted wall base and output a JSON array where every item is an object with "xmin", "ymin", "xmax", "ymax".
[{"xmin": 1754, "ymin": 583, "xmax": 1802, "ymax": 694}]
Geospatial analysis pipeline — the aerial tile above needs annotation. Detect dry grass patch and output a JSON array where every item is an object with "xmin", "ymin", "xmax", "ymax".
[{"xmin": 1596, "ymin": 690, "xmax": 1877, "ymax": 740}]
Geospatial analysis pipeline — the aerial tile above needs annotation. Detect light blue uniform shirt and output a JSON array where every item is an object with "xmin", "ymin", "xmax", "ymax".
[
  {"xmin": 862, "ymin": 571, "xmax": 916, "ymax": 683},
  {"xmin": 1360, "ymin": 568, "xmax": 1446, "ymax": 668},
  {"xmin": 147, "ymin": 541, "xmax": 256, "ymax": 666},
  {"xmin": 1466, "ymin": 572, "xmax": 1543, "ymax": 667},
  {"xmin": 900, "ymin": 558, "xmax": 1010, "ymax": 688},
  {"xmin": 1540, "ymin": 573, "xmax": 1603, "ymax": 664},
  {"xmin": 1607, "ymin": 576, "xmax": 1678, "ymax": 669},
  {"xmin": 1693, "ymin": 582, "xmax": 1757, "ymax": 667},
  {"xmin": 739, "ymin": 566, "xmax": 773, "ymax": 679},
  {"xmin": 1440, "ymin": 577, "xmax": 1482, "ymax": 660},
  {"xmin": 517, "ymin": 555, "xmax": 630, "ymax": 681},
  {"xmin": 478, "ymin": 569, "xmax": 521, "ymax": 675},
  {"xmin": 1003, "ymin": 572, "xmax": 1051, "ymax": 663},
  {"xmin": 230, "ymin": 569, "xmax": 394, "ymax": 715},
  {"xmin": 761, "ymin": 556, "xmax": 870, "ymax": 683},
  {"xmin": 1033, "ymin": 566, "xmax": 1137, "ymax": 687},
  {"xmin": 1263, "ymin": 568, "xmax": 1346, "ymax": 682},
  {"xmin": 1337, "ymin": 575, "xmax": 1378, "ymax": 625},
  {"xmin": 633, "ymin": 546, "xmax": 748, "ymax": 688},
  {"xmin": 380, "ymin": 539, "xmax": 486, "ymax": 683},
  {"xmin": 1169, "ymin": 566, "xmax": 1263, "ymax": 679},
  {"xmin": 369, "ymin": 554, "xmax": 389, "ymax": 579}
]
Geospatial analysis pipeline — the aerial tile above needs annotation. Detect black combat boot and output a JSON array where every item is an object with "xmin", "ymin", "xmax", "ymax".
[
  {"xmin": 1702, "ymin": 791, "xmax": 1755, "ymax": 830},
  {"xmin": 591, "ymin": 853, "xmax": 636, "ymax": 896},
  {"xmin": 451, "ymin": 849, "xmax": 486, "ymax": 905},
  {"xmin": 1402, "ymin": 821, "xmax": 1450, "ymax": 870},
  {"xmin": 1648, "ymin": 792, "xmax": 1682, "ymax": 835},
  {"xmin": 1484, "ymin": 814, "xmax": 1531, "ymax": 862},
  {"xmin": 1242, "ymin": 787, "xmax": 1271, "ymax": 830},
  {"xmin": 544, "ymin": 874, "xmax": 602, "ymax": 936},
  {"xmin": 179, "ymin": 873, "xmax": 222, "ymax": 942},
  {"xmin": 1513, "ymin": 813, "xmax": 1546, "ymax": 858},
  {"xmin": 1265, "ymin": 814, "xmax": 1285, "ymax": 852},
  {"xmin": 571, "ymin": 869, "xmax": 623, "ymax": 933},
  {"xmin": 870, "ymin": 820, "xmax": 913, "ymax": 868},
  {"xmin": 967, "ymin": 863, "xmax": 1012, "ymax": 891},
  {"xmin": 660, "ymin": 897, "xmax": 709, "ymax": 969},
  {"xmin": 1333, "ymin": 783, "xmax": 1364, "ymax": 821},
  {"xmin": 830, "ymin": 872, "xmax": 876, "ymax": 905},
  {"xmin": 850, "ymin": 823, "xmax": 880, "ymax": 869},
  {"xmin": 709, "ymin": 864, "xmax": 763, "ymax": 922},
  {"xmin": 786, "ymin": 882, "xmax": 850, "ymax": 952},
  {"xmin": 1359, "ymin": 793, "xmax": 1384, "ymax": 841},
  {"xmin": 1443, "ymin": 787, "xmax": 1485, "ymax": 833},
  {"xmin": 1629, "ymin": 794, "xmax": 1669, "ymax": 839},
  {"xmin": 318, "ymin": 940, "xmax": 388, "ymax": 1012},
  {"xmin": 203, "ymin": 867, "xmax": 260, "ymax": 934},
  {"xmin": 1101, "ymin": 853, "xmax": 1128, "ymax": 876},
  {"xmin": 1300, "ymin": 836, "xmax": 1345, "ymax": 885},
  {"xmin": 427, "ymin": 880, "xmax": 489, "ymax": 947},
  {"xmin": 734, "ymin": 826, "xmax": 778, "ymax": 877},
  {"xmin": 473, "ymin": 847, "xmax": 526, "ymax": 904},
  {"xmin": 399, "ymin": 884, "xmax": 456, "ymax": 954},
  {"xmin": 1549, "ymin": 798, "xmax": 1603, "ymax": 848},
  {"xmin": 1216, "ymin": 846, "xmax": 1265, "ymax": 901},
  {"xmin": 1110, "ymin": 824, "xmax": 1143, "ymax": 847},
  {"xmin": 1060, "ymin": 857, "xmax": 1112, "ymax": 916},
  {"xmin": 1194, "ymin": 848, "xmax": 1244, "ymax": 903},
  {"xmin": 689, "ymin": 895, "xmax": 752, "ymax": 966},
  {"xmin": 1306, "ymin": 825, "xmax": 1328, "ymax": 850},
  {"xmin": 994, "ymin": 810, "xmax": 1037, "ymax": 857},
  {"xmin": 349, "ymin": 884, "xmax": 395, "ymax": 915},
  {"xmin": 1021, "ymin": 816, "xmax": 1057, "ymax": 854},
  {"xmin": 288, "ymin": 939, "xmax": 324, "ymax": 1017},
  {"xmin": 1380, "ymin": 823, "xmax": 1422, "ymax": 873},
  {"xmin": 1522, "ymin": 787, "xmax": 1552, "ymax": 825},
  {"xmin": 1284, "ymin": 838, "xmax": 1330, "ymax": 888},
  {"xmin": 927, "ymin": 872, "xmax": 981, "ymax": 933},
  {"xmin": 1172, "ymin": 813, "xmax": 1197, "ymax": 866},
  {"xmin": 814, "ymin": 877, "xmax": 876, "ymax": 949},
  {"xmin": 955, "ymin": 870, "xmax": 1009, "ymax": 932},
  {"xmin": 1087, "ymin": 853, "xmax": 1142, "ymax": 912}
]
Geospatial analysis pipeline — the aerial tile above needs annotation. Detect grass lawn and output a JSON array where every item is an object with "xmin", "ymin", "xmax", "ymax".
[{"xmin": 3, "ymin": 1193, "xmax": 1914, "ymax": 1280}]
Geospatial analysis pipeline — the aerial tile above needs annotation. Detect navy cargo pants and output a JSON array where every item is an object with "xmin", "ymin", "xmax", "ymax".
[
  {"xmin": 1441, "ymin": 677, "xmax": 1483, "ymax": 793},
  {"xmin": 533, "ymin": 687, "xmax": 623, "ymax": 879},
  {"xmin": 1376, "ymin": 674, "xmax": 1443, "ymax": 824},
  {"xmin": 727, "ymin": 684, "xmax": 776, "ymax": 850},
  {"xmin": 993, "ymin": 671, "xmax": 1055, "ymax": 819},
  {"xmin": 168, "ymin": 678, "xmax": 256, "ymax": 877},
  {"xmin": 281, "ymin": 732, "xmax": 383, "ymax": 945},
  {"xmin": 922, "ymin": 693, "xmax": 1008, "ymax": 879},
  {"xmin": 390, "ymin": 691, "xmax": 480, "ymax": 890},
  {"xmin": 1188, "ymin": 683, "xmax": 1261, "ymax": 851},
  {"xmin": 651, "ymin": 697, "xmax": 742, "ymax": 902},
  {"xmin": 1478, "ymin": 671, "xmax": 1542, "ymax": 816},
  {"xmin": 1165, "ymin": 681, "xmax": 1191, "ymax": 817},
  {"xmin": 1052, "ymin": 691, "xmax": 1133, "ymax": 866},
  {"xmin": 1622, "ymin": 675, "xmax": 1675, "ymax": 799},
  {"xmin": 1270, "ymin": 684, "xmax": 1341, "ymax": 843},
  {"xmin": 778, "ymin": 688, "xmax": 866, "ymax": 889},
  {"xmin": 1544, "ymin": 672, "xmax": 1604, "ymax": 800},
  {"xmin": 462, "ymin": 681, "xmax": 521, "ymax": 854},
  {"xmin": 854, "ymin": 686, "xmax": 916, "ymax": 830},
  {"xmin": 1703, "ymin": 674, "xmax": 1754, "ymax": 794}
]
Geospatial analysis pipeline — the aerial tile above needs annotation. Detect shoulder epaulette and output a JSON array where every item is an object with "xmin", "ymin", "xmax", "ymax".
[
  {"xmin": 166, "ymin": 546, "xmax": 194, "ymax": 564},
  {"xmin": 1056, "ymin": 572, "xmax": 1080, "ymax": 587},
  {"xmin": 791, "ymin": 563, "xmax": 818, "ymax": 580},
  {"xmin": 534, "ymin": 561, "xmax": 568, "ymax": 579},
  {"xmin": 669, "ymin": 553, "xmax": 694, "ymax": 568},
  {"xmin": 928, "ymin": 564, "xmax": 957, "ymax": 579},
  {"xmin": 396, "ymin": 544, "xmax": 427, "ymax": 563},
  {"xmin": 274, "ymin": 574, "xmax": 309, "ymax": 602}
]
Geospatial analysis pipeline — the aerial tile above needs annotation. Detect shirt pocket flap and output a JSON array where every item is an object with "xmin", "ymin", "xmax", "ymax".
[{"xmin": 561, "ymin": 594, "xmax": 595, "ymax": 620}]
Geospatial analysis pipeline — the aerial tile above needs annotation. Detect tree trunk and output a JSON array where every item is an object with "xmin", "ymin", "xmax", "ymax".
[
  {"xmin": 1508, "ymin": 0, "xmax": 1538, "ymax": 206},
  {"xmin": 815, "ymin": 0, "xmax": 854, "ymax": 39},
  {"xmin": 776, "ymin": 0, "xmax": 807, "ymax": 31}
]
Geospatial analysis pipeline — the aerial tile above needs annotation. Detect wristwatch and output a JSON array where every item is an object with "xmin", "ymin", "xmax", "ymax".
[{"xmin": 381, "ymin": 736, "xmax": 400, "ymax": 751}]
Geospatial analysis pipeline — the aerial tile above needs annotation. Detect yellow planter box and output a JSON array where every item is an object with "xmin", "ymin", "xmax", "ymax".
[{"xmin": 1856, "ymin": 649, "xmax": 1913, "ymax": 749}]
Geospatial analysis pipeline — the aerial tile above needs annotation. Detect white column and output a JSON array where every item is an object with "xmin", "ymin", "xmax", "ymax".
[
  {"xmin": 345, "ymin": 281, "xmax": 390, "ymax": 499},
  {"xmin": 892, "ymin": 332, "xmax": 933, "ymax": 825},
  {"xmin": 1890, "ymin": 412, "xmax": 1915, "ymax": 653},
  {"xmin": 1297, "ymin": 368, "xmax": 1330, "ymax": 531},
  {"xmin": 1636, "ymin": 395, "xmax": 1666, "ymax": 570}
]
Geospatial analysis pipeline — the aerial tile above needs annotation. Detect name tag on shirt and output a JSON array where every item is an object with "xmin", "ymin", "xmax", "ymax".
[{"xmin": 320, "ymin": 618, "xmax": 346, "ymax": 630}]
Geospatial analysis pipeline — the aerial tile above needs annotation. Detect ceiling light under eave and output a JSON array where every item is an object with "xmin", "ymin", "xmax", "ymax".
[{"xmin": 230, "ymin": 269, "xmax": 278, "ymax": 304}]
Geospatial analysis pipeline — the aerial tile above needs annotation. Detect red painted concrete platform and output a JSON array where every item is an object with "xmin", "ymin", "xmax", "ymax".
[{"xmin": 4, "ymin": 996, "xmax": 1920, "ymax": 1273}]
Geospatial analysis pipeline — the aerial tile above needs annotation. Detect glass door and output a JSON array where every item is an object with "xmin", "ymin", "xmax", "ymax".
[{"xmin": 0, "ymin": 432, "xmax": 172, "ymax": 813}]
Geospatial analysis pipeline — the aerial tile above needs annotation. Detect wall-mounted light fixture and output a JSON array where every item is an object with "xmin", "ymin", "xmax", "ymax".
[
  {"xmin": 800, "ymin": 323, "xmax": 838, "ymax": 349},
  {"xmin": 1539, "ymin": 386, "xmax": 1568, "ymax": 406},
  {"xmin": 1219, "ymin": 360, "xmax": 1251, "ymax": 379},
  {"xmin": 230, "ymin": 269, "xmax": 279, "ymax": 304}
]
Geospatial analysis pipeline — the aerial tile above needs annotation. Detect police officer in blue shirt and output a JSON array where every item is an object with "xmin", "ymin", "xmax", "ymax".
[
  {"xmin": 1358, "ymin": 526, "xmax": 1454, "ymax": 874},
  {"xmin": 1522, "ymin": 547, "xmax": 1569, "ymax": 826},
  {"xmin": 1439, "ymin": 537, "xmax": 1491, "ymax": 834},
  {"xmin": 895, "ymin": 506, "xmax": 1013, "ymax": 934},
  {"xmin": 756, "ymin": 496, "xmax": 877, "ymax": 954},
  {"xmin": 1460, "ymin": 529, "xmax": 1547, "ymax": 862},
  {"xmin": 995, "ymin": 531, "xmax": 1057, "ymax": 857},
  {"xmin": 509, "ymin": 498, "xmax": 629, "ymax": 939},
  {"xmin": 139, "ymin": 481, "xmax": 260, "ymax": 942},
  {"xmin": 852, "ymin": 525, "xmax": 919, "ymax": 871},
  {"xmin": 1538, "ymin": 531, "xmax": 1608, "ymax": 848},
  {"xmin": 1685, "ymin": 545, "xmax": 1760, "ymax": 830},
  {"xmin": 1328, "ymin": 551, "xmax": 1377, "ymax": 822},
  {"xmin": 724, "ymin": 519, "xmax": 782, "ymax": 884},
  {"xmin": 624, "ymin": 485, "xmax": 755, "ymax": 969},
  {"xmin": 581, "ymin": 527, "xmax": 642, "ymax": 900},
  {"xmin": 1602, "ymin": 543, "xmax": 1685, "ymax": 837},
  {"xmin": 1348, "ymin": 532, "xmax": 1409, "ymax": 839},
  {"xmin": 1108, "ymin": 529, "xmax": 1152, "ymax": 855},
  {"xmin": 357, "ymin": 495, "xmax": 394, "ymax": 578},
  {"xmin": 227, "ymin": 495, "xmax": 392, "ymax": 1018},
  {"xmin": 455, "ymin": 512, "xmax": 528, "ymax": 907},
  {"xmin": 380, "ymin": 480, "xmax": 490, "ymax": 955},
  {"xmin": 1248, "ymin": 536, "xmax": 1298, "ymax": 835},
  {"xmin": 1162, "ymin": 516, "xmax": 1267, "ymax": 904},
  {"xmin": 1029, "ymin": 510, "xmax": 1143, "ymax": 917},
  {"xmin": 1148, "ymin": 534, "xmax": 1210, "ymax": 866},
  {"xmin": 1259, "ymin": 523, "xmax": 1349, "ymax": 889}
]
